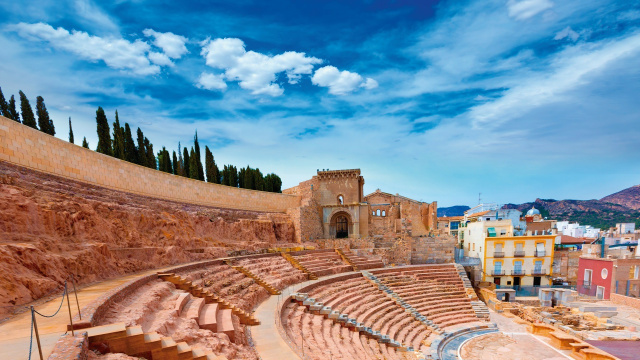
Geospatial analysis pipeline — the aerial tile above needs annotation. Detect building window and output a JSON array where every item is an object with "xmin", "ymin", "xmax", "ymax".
[
  {"xmin": 338, "ymin": 195, "xmax": 344, "ymax": 205},
  {"xmin": 372, "ymin": 211, "xmax": 375, "ymax": 216},
  {"xmin": 382, "ymin": 210, "xmax": 386, "ymax": 217},
  {"xmin": 635, "ymin": 266, "xmax": 639, "ymax": 280},
  {"xmin": 376, "ymin": 209, "xmax": 381, "ymax": 216},
  {"xmin": 601, "ymin": 268, "xmax": 608, "ymax": 279}
]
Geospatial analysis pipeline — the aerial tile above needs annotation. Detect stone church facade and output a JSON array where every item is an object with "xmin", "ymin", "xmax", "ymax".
[{"xmin": 284, "ymin": 169, "xmax": 437, "ymax": 242}]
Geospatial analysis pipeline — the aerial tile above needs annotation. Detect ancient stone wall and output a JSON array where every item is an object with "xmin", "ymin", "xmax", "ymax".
[
  {"xmin": 284, "ymin": 178, "xmax": 323, "ymax": 242},
  {"xmin": 610, "ymin": 293, "xmax": 640, "ymax": 310},
  {"xmin": 0, "ymin": 116, "xmax": 299, "ymax": 213},
  {"xmin": 553, "ymin": 249, "xmax": 581, "ymax": 283},
  {"xmin": 410, "ymin": 235, "xmax": 457, "ymax": 264}
]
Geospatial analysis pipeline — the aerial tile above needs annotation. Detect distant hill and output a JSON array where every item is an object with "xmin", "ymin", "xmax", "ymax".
[
  {"xmin": 601, "ymin": 185, "xmax": 640, "ymax": 210},
  {"xmin": 503, "ymin": 198, "xmax": 640, "ymax": 230},
  {"xmin": 438, "ymin": 205, "xmax": 470, "ymax": 217}
]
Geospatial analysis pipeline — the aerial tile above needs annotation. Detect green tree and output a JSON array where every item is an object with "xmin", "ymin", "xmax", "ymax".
[
  {"xmin": 189, "ymin": 147, "xmax": 199, "ymax": 179},
  {"xmin": 112, "ymin": 111, "xmax": 125, "ymax": 159},
  {"xmin": 124, "ymin": 123, "xmax": 137, "ymax": 164},
  {"xmin": 193, "ymin": 131, "xmax": 205, "ymax": 181},
  {"xmin": 205, "ymin": 146, "xmax": 220, "ymax": 183},
  {"xmin": 176, "ymin": 143, "xmax": 185, "ymax": 176},
  {"xmin": 19, "ymin": 91, "xmax": 37, "ymax": 129},
  {"xmin": 82, "ymin": 137, "xmax": 89, "ymax": 148},
  {"xmin": 172, "ymin": 151, "xmax": 179, "ymax": 175},
  {"xmin": 144, "ymin": 137, "xmax": 156, "ymax": 169},
  {"xmin": 264, "ymin": 173, "xmax": 282, "ymax": 193},
  {"xmin": 182, "ymin": 147, "xmax": 190, "ymax": 178},
  {"xmin": 136, "ymin": 128, "xmax": 146, "ymax": 166},
  {"xmin": 8, "ymin": 95, "xmax": 20, "ymax": 122},
  {"xmin": 222, "ymin": 164, "xmax": 238, "ymax": 187},
  {"xmin": 253, "ymin": 167, "xmax": 264, "ymax": 191},
  {"xmin": 68, "ymin": 117, "xmax": 74, "ymax": 143},
  {"xmin": 157, "ymin": 147, "xmax": 172, "ymax": 173},
  {"xmin": 238, "ymin": 166, "xmax": 246, "ymax": 188},
  {"xmin": 36, "ymin": 96, "xmax": 55, "ymax": 135},
  {"xmin": 95, "ymin": 107, "xmax": 112, "ymax": 155},
  {"xmin": 0, "ymin": 87, "xmax": 9, "ymax": 118}
]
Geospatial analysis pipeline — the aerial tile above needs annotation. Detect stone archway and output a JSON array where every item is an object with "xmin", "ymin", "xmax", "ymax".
[{"xmin": 329, "ymin": 211, "xmax": 352, "ymax": 238}]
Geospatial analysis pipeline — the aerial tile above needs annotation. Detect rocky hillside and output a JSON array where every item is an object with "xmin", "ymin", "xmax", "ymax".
[
  {"xmin": 0, "ymin": 161, "xmax": 296, "ymax": 317},
  {"xmin": 503, "ymin": 198, "xmax": 640, "ymax": 229},
  {"xmin": 601, "ymin": 185, "xmax": 640, "ymax": 210}
]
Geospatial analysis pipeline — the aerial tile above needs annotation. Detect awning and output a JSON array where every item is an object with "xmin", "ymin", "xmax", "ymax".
[{"xmin": 487, "ymin": 227, "xmax": 496, "ymax": 237}]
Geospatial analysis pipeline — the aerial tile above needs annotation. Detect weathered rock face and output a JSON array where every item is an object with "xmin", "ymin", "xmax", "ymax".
[{"xmin": 0, "ymin": 161, "xmax": 296, "ymax": 317}]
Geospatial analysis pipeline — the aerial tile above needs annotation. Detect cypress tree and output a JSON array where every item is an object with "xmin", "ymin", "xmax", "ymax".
[
  {"xmin": 95, "ymin": 107, "xmax": 112, "ymax": 155},
  {"xmin": 8, "ymin": 95, "xmax": 19, "ymax": 122},
  {"xmin": 36, "ymin": 96, "xmax": 55, "ymax": 135},
  {"xmin": 165, "ymin": 148, "xmax": 173, "ymax": 174},
  {"xmin": 189, "ymin": 147, "xmax": 199, "ymax": 179},
  {"xmin": 19, "ymin": 91, "xmax": 37, "ymax": 129},
  {"xmin": 205, "ymin": 146, "xmax": 220, "ymax": 183},
  {"xmin": 172, "ymin": 151, "xmax": 179, "ymax": 175},
  {"xmin": 144, "ymin": 137, "xmax": 156, "ymax": 169},
  {"xmin": 253, "ymin": 167, "xmax": 264, "ymax": 191},
  {"xmin": 136, "ymin": 128, "xmax": 146, "ymax": 166},
  {"xmin": 238, "ymin": 166, "xmax": 246, "ymax": 188},
  {"xmin": 68, "ymin": 117, "xmax": 74, "ymax": 144},
  {"xmin": 157, "ymin": 148, "xmax": 166, "ymax": 172},
  {"xmin": 82, "ymin": 137, "xmax": 89, "ymax": 148},
  {"xmin": 193, "ymin": 131, "xmax": 205, "ymax": 181},
  {"xmin": 176, "ymin": 143, "xmax": 185, "ymax": 176},
  {"xmin": 222, "ymin": 165, "xmax": 238, "ymax": 187},
  {"xmin": 124, "ymin": 123, "xmax": 137, "ymax": 164},
  {"xmin": 112, "ymin": 111, "xmax": 125, "ymax": 159},
  {"xmin": 182, "ymin": 147, "xmax": 190, "ymax": 178},
  {"xmin": 0, "ymin": 87, "xmax": 9, "ymax": 118},
  {"xmin": 264, "ymin": 173, "xmax": 282, "ymax": 193}
]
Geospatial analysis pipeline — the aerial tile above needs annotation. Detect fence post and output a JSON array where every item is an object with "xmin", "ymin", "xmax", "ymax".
[
  {"xmin": 71, "ymin": 275, "xmax": 81, "ymax": 320},
  {"xmin": 31, "ymin": 306, "xmax": 44, "ymax": 360},
  {"xmin": 65, "ymin": 283, "xmax": 75, "ymax": 336}
]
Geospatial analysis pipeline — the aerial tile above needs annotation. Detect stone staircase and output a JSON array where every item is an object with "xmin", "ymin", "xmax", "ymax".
[
  {"xmin": 362, "ymin": 271, "xmax": 444, "ymax": 336},
  {"xmin": 335, "ymin": 248, "xmax": 358, "ymax": 271},
  {"xmin": 470, "ymin": 301, "xmax": 490, "ymax": 319},
  {"xmin": 452, "ymin": 264, "xmax": 490, "ymax": 320},
  {"xmin": 85, "ymin": 322, "xmax": 227, "ymax": 359},
  {"xmin": 158, "ymin": 273, "xmax": 259, "ymax": 326},
  {"xmin": 226, "ymin": 261, "xmax": 281, "ymax": 295},
  {"xmin": 281, "ymin": 252, "xmax": 318, "ymax": 280}
]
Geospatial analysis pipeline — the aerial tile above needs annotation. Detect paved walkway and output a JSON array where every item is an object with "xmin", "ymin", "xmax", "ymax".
[{"xmin": 0, "ymin": 260, "xmax": 209, "ymax": 360}]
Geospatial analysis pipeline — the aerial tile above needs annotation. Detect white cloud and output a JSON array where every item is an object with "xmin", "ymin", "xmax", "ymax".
[
  {"xmin": 200, "ymin": 38, "xmax": 323, "ymax": 96},
  {"xmin": 507, "ymin": 0, "xmax": 554, "ymax": 20},
  {"xmin": 12, "ymin": 22, "xmax": 162, "ymax": 75},
  {"xmin": 312, "ymin": 66, "xmax": 377, "ymax": 95},
  {"xmin": 196, "ymin": 72, "xmax": 227, "ymax": 91},
  {"xmin": 148, "ymin": 51, "xmax": 173, "ymax": 66},
  {"xmin": 554, "ymin": 26, "xmax": 580, "ymax": 42},
  {"xmin": 143, "ymin": 29, "xmax": 188, "ymax": 59},
  {"xmin": 73, "ymin": 0, "xmax": 119, "ymax": 34}
]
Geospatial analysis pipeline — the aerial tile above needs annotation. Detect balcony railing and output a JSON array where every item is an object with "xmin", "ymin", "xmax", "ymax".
[
  {"xmin": 493, "ymin": 251, "xmax": 505, "ymax": 258},
  {"xmin": 514, "ymin": 250, "xmax": 525, "ymax": 257},
  {"xmin": 512, "ymin": 269, "xmax": 526, "ymax": 276},
  {"xmin": 535, "ymin": 250, "xmax": 546, "ymax": 257},
  {"xmin": 491, "ymin": 270, "xmax": 505, "ymax": 276},
  {"xmin": 582, "ymin": 281, "xmax": 591, "ymax": 289},
  {"xmin": 532, "ymin": 268, "xmax": 547, "ymax": 275}
]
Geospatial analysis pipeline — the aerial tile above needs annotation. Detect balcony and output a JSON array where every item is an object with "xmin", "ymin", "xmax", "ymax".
[
  {"xmin": 514, "ymin": 250, "xmax": 525, "ymax": 257},
  {"xmin": 493, "ymin": 251, "xmax": 505, "ymax": 258},
  {"xmin": 532, "ymin": 268, "xmax": 547, "ymax": 275},
  {"xmin": 491, "ymin": 270, "xmax": 506, "ymax": 276},
  {"xmin": 535, "ymin": 250, "xmax": 546, "ymax": 257},
  {"xmin": 512, "ymin": 269, "xmax": 526, "ymax": 276},
  {"xmin": 582, "ymin": 281, "xmax": 591, "ymax": 290}
]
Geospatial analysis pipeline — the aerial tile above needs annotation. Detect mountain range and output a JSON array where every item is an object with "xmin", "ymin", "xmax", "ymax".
[{"xmin": 439, "ymin": 184, "xmax": 640, "ymax": 229}]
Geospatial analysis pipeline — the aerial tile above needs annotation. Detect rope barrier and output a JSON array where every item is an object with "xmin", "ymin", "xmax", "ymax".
[{"xmin": 33, "ymin": 282, "xmax": 67, "ymax": 318}]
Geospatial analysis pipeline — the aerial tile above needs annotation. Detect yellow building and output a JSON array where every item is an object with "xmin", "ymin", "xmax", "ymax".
[{"xmin": 464, "ymin": 219, "xmax": 555, "ymax": 287}]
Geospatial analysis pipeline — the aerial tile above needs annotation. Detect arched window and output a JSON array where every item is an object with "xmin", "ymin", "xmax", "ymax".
[
  {"xmin": 382, "ymin": 210, "xmax": 386, "ymax": 217},
  {"xmin": 337, "ymin": 195, "xmax": 344, "ymax": 205},
  {"xmin": 376, "ymin": 209, "xmax": 381, "ymax": 216},
  {"xmin": 372, "ymin": 211, "xmax": 376, "ymax": 216}
]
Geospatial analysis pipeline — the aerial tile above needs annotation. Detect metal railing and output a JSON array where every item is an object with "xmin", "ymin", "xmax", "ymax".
[
  {"xmin": 535, "ymin": 250, "xmax": 546, "ymax": 257},
  {"xmin": 511, "ymin": 269, "xmax": 525, "ymax": 276},
  {"xmin": 514, "ymin": 250, "xmax": 525, "ymax": 257},
  {"xmin": 493, "ymin": 251, "xmax": 504, "ymax": 258},
  {"xmin": 532, "ymin": 268, "xmax": 547, "ymax": 275},
  {"xmin": 491, "ymin": 270, "xmax": 505, "ymax": 276}
]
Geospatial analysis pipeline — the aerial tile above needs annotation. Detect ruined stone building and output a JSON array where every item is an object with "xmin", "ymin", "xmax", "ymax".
[{"xmin": 283, "ymin": 169, "xmax": 438, "ymax": 242}]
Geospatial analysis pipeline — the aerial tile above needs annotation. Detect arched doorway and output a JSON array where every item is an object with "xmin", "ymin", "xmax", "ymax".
[
  {"xmin": 329, "ymin": 211, "xmax": 352, "ymax": 239},
  {"xmin": 336, "ymin": 215, "xmax": 348, "ymax": 238}
]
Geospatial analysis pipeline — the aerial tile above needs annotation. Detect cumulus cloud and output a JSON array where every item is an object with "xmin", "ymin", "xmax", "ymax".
[
  {"xmin": 507, "ymin": 0, "xmax": 553, "ymax": 20},
  {"xmin": 148, "ymin": 51, "xmax": 173, "ymax": 66},
  {"xmin": 196, "ymin": 72, "xmax": 227, "ymax": 91},
  {"xmin": 12, "ymin": 22, "xmax": 162, "ymax": 75},
  {"xmin": 312, "ymin": 66, "xmax": 378, "ymax": 95},
  {"xmin": 200, "ymin": 37, "xmax": 323, "ymax": 96},
  {"xmin": 143, "ymin": 29, "xmax": 188, "ymax": 59},
  {"xmin": 554, "ymin": 26, "xmax": 580, "ymax": 42}
]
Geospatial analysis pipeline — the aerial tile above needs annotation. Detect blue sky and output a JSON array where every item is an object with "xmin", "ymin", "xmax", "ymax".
[{"xmin": 1, "ymin": 0, "xmax": 639, "ymax": 207}]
